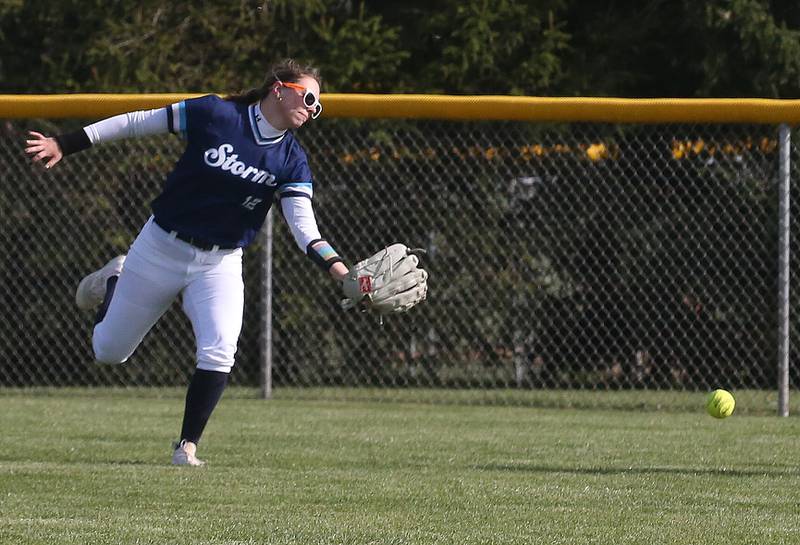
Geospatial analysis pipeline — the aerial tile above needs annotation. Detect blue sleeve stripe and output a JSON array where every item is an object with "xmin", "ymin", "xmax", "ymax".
[
  {"xmin": 178, "ymin": 101, "xmax": 187, "ymax": 138},
  {"xmin": 280, "ymin": 182, "xmax": 313, "ymax": 189}
]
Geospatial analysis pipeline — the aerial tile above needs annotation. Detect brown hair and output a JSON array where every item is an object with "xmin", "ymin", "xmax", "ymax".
[{"xmin": 225, "ymin": 59, "xmax": 321, "ymax": 104}]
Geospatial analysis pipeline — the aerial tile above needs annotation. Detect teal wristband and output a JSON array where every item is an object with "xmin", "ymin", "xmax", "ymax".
[{"xmin": 307, "ymin": 239, "xmax": 343, "ymax": 271}]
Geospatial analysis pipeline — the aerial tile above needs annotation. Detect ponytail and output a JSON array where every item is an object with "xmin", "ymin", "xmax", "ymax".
[
  {"xmin": 224, "ymin": 59, "xmax": 321, "ymax": 104},
  {"xmin": 224, "ymin": 88, "xmax": 267, "ymax": 105}
]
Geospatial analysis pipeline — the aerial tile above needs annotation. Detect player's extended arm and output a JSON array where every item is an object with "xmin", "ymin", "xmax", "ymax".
[
  {"xmin": 280, "ymin": 195, "xmax": 349, "ymax": 281},
  {"xmin": 280, "ymin": 195, "xmax": 427, "ymax": 313},
  {"xmin": 24, "ymin": 108, "xmax": 169, "ymax": 169}
]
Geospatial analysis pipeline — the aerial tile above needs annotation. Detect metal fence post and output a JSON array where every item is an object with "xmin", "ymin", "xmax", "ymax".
[
  {"xmin": 778, "ymin": 123, "xmax": 791, "ymax": 417},
  {"xmin": 260, "ymin": 207, "xmax": 274, "ymax": 400}
]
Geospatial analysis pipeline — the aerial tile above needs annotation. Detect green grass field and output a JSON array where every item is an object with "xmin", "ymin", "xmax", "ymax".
[{"xmin": 1, "ymin": 389, "xmax": 799, "ymax": 545}]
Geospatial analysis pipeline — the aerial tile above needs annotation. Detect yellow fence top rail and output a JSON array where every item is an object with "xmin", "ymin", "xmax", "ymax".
[{"xmin": 2, "ymin": 93, "xmax": 800, "ymax": 123}]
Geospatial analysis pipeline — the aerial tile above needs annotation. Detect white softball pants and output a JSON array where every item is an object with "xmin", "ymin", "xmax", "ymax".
[{"xmin": 92, "ymin": 217, "xmax": 244, "ymax": 373}]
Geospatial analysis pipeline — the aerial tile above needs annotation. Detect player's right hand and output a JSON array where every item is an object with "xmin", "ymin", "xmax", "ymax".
[{"xmin": 25, "ymin": 131, "xmax": 63, "ymax": 169}]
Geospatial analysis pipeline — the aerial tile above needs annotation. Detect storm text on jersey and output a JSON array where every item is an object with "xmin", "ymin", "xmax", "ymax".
[{"xmin": 204, "ymin": 143, "xmax": 277, "ymax": 186}]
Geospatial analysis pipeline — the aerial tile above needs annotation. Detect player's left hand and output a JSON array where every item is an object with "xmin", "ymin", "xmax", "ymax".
[
  {"xmin": 341, "ymin": 243, "xmax": 428, "ymax": 314},
  {"xmin": 25, "ymin": 131, "xmax": 63, "ymax": 169}
]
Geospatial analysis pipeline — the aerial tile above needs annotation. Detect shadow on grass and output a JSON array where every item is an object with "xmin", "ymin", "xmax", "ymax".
[
  {"xmin": 3, "ymin": 386, "xmax": 797, "ymax": 416},
  {"xmin": 0, "ymin": 456, "xmax": 157, "ymax": 468},
  {"xmin": 475, "ymin": 463, "xmax": 800, "ymax": 478}
]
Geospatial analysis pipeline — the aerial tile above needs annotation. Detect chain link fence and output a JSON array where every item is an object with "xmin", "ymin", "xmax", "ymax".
[{"xmin": 1, "ymin": 116, "xmax": 797, "ymax": 411}]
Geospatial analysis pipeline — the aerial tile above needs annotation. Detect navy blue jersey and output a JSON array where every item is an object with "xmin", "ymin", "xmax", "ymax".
[{"xmin": 151, "ymin": 95, "xmax": 313, "ymax": 248}]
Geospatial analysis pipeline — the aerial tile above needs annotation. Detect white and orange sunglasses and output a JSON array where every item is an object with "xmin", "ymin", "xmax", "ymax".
[{"xmin": 275, "ymin": 78, "xmax": 322, "ymax": 119}]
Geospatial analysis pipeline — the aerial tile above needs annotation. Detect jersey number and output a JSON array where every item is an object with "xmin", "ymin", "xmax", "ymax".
[{"xmin": 242, "ymin": 196, "xmax": 262, "ymax": 210}]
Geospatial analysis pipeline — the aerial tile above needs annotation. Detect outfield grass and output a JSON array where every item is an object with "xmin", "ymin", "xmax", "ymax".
[{"xmin": 1, "ymin": 389, "xmax": 799, "ymax": 544}]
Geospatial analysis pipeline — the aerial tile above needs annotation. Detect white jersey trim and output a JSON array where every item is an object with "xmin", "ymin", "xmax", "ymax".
[
  {"xmin": 249, "ymin": 103, "xmax": 286, "ymax": 145},
  {"xmin": 277, "ymin": 182, "xmax": 313, "ymax": 199},
  {"xmin": 168, "ymin": 102, "xmax": 187, "ymax": 138}
]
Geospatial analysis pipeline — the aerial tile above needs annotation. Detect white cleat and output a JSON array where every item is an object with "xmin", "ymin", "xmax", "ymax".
[
  {"xmin": 75, "ymin": 255, "xmax": 126, "ymax": 310},
  {"xmin": 171, "ymin": 440, "xmax": 206, "ymax": 467}
]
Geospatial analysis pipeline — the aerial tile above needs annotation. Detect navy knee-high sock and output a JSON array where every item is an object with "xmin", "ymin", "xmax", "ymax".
[{"xmin": 179, "ymin": 369, "xmax": 229, "ymax": 445}]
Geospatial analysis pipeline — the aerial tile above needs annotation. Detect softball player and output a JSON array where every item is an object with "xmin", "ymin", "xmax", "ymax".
[{"xmin": 25, "ymin": 59, "xmax": 348, "ymax": 466}]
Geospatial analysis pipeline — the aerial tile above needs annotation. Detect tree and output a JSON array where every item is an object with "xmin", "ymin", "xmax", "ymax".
[
  {"xmin": 562, "ymin": 0, "xmax": 800, "ymax": 97},
  {"xmin": 0, "ymin": 1, "xmax": 408, "ymax": 93},
  {"xmin": 370, "ymin": 0, "xmax": 571, "ymax": 94},
  {"xmin": 3, "ymin": 0, "xmax": 799, "ymax": 97},
  {"xmin": 699, "ymin": 0, "xmax": 800, "ymax": 97}
]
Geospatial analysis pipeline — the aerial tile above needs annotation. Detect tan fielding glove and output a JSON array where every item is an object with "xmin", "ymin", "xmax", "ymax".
[{"xmin": 341, "ymin": 243, "xmax": 428, "ymax": 314}]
